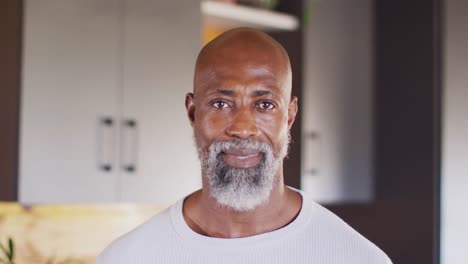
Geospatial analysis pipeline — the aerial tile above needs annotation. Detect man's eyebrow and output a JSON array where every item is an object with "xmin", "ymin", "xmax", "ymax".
[
  {"xmin": 215, "ymin": 89, "xmax": 235, "ymax": 95},
  {"xmin": 253, "ymin": 90, "xmax": 271, "ymax": 96},
  {"xmin": 209, "ymin": 89, "xmax": 272, "ymax": 96}
]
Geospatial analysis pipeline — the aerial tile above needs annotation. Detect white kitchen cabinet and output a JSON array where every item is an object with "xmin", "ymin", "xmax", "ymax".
[
  {"xmin": 301, "ymin": 0, "xmax": 374, "ymax": 203},
  {"xmin": 20, "ymin": 0, "xmax": 121, "ymax": 203},
  {"xmin": 20, "ymin": 0, "xmax": 201, "ymax": 204},
  {"xmin": 119, "ymin": 0, "xmax": 201, "ymax": 203}
]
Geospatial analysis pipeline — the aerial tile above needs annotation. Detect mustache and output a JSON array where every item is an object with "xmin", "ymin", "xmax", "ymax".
[{"xmin": 209, "ymin": 138, "xmax": 271, "ymax": 154}]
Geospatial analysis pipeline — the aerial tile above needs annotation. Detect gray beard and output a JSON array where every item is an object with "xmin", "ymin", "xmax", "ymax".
[{"xmin": 197, "ymin": 131, "xmax": 290, "ymax": 212}]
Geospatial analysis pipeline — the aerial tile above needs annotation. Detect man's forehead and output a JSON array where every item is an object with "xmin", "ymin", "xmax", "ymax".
[
  {"xmin": 195, "ymin": 67, "xmax": 285, "ymax": 94},
  {"xmin": 196, "ymin": 63, "xmax": 278, "ymax": 83},
  {"xmin": 193, "ymin": 28, "xmax": 292, "ymax": 97},
  {"xmin": 197, "ymin": 45, "xmax": 287, "ymax": 72}
]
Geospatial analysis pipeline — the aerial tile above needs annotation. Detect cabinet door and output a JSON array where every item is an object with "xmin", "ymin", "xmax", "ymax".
[
  {"xmin": 120, "ymin": 0, "xmax": 202, "ymax": 204},
  {"xmin": 301, "ymin": 0, "xmax": 373, "ymax": 203},
  {"xmin": 20, "ymin": 0, "xmax": 121, "ymax": 203}
]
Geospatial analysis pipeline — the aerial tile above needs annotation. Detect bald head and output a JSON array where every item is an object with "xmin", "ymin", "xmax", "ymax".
[{"xmin": 193, "ymin": 28, "xmax": 292, "ymax": 98}]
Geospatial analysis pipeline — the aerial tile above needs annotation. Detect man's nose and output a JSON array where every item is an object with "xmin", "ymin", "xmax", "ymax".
[{"xmin": 226, "ymin": 108, "xmax": 258, "ymax": 138}]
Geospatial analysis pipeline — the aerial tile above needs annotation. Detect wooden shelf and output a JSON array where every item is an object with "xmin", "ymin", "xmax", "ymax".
[{"xmin": 201, "ymin": 1, "xmax": 299, "ymax": 31}]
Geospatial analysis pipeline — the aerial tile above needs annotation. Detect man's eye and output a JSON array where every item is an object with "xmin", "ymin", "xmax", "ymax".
[
  {"xmin": 257, "ymin": 101, "xmax": 275, "ymax": 110},
  {"xmin": 211, "ymin": 101, "xmax": 230, "ymax": 109}
]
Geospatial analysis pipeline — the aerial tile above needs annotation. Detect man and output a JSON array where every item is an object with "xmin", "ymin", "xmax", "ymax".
[{"xmin": 98, "ymin": 28, "xmax": 392, "ymax": 263}]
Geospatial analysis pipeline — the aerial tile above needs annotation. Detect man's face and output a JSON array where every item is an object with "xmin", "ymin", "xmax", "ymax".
[{"xmin": 186, "ymin": 44, "xmax": 297, "ymax": 211}]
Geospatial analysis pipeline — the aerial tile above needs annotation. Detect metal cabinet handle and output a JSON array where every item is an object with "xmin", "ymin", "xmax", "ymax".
[
  {"xmin": 97, "ymin": 117, "xmax": 115, "ymax": 172},
  {"xmin": 304, "ymin": 131, "xmax": 321, "ymax": 176},
  {"xmin": 121, "ymin": 118, "xmax": 138, "ymax": 173}
]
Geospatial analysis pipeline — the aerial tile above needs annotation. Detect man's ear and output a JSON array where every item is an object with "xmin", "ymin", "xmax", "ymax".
[
  {"xmin": 287, "ymin": 96, "xmax": 298, "ymax": 130},
  {"xmin": 185, "ymin": 93, "xmax": 195, "ymax": 127}
]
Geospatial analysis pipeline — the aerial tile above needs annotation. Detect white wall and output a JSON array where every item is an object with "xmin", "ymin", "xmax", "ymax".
[
  {"xmin": 302, "ymin": 0, "xmax": 373, "ymax": 203},
  {"xmin": 441, "ymin": 1, "xmax": 468, "ymax": 263}
]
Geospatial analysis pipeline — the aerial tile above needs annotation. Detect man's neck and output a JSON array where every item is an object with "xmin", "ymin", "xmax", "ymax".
[{"xmin": 182, "ymin": 182, "xmax": 302, "ymax": 238}]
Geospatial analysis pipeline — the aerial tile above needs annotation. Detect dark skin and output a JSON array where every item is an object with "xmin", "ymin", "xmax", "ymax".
[{"xmin": 184, "ymin": 28, "xmax": 301, "ymax": 238}]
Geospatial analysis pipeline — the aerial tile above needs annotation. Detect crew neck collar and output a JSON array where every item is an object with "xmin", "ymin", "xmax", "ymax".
[{"xmin": 170, "ymin": 187, "xmax": 314, "ymax": 249}]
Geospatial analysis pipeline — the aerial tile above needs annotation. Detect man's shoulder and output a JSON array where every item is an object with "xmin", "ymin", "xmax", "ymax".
[
  {"xmin": 302, "ymin": 195, "xmax": 392, "ymax": 263},
  {"xmin": 97, "ymin": 206, "xmax": 175, "ymax": 263}
]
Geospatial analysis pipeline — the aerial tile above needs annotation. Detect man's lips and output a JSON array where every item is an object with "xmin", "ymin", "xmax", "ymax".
[{"xmin": 221, "ymin": 149, "xmax": 262, "ymax": 168}]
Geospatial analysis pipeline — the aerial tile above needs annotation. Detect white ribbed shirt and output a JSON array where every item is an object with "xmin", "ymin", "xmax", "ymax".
[{"xmin": 98, "ymin": 190, "xmax": 392, "ymax": 263}]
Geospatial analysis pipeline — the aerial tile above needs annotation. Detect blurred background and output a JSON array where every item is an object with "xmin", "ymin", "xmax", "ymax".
[{"xmin": 0, "ymin": 0, "xmax": 465, "ymax": 263}]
